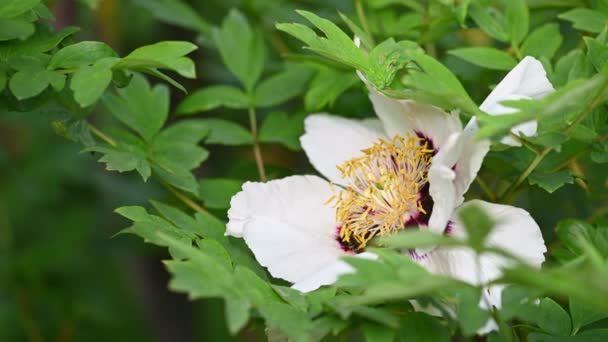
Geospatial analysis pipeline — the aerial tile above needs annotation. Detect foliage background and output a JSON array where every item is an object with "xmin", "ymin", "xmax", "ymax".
[{"xmin": 1, "ymin": 0, "xmax": 608, "ymax": 341}]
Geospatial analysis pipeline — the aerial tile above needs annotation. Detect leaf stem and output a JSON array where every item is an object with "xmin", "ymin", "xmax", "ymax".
[
  {"xmin": 475, "ymin": 176, "xmax": 496, "ymax": 201},
  {"xmin": 88, "ymin": 123, "xmax": 117, "ymax": 147},
  {"xmin": 165, "ymin": 184, "xmax": 209, "ymax": 214},
  {"xmin": 248, "ymin": 107, "xmax": 267, "ymax": 182}
]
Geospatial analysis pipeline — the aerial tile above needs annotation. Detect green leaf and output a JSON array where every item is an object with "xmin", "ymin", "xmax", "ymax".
[
  {"xmin": 117, "ymin": 41, "xmax": 198, "ymax": 78},
  {"xmin": 453, "ymin": 287, "xmax": 491, "ymax": 336},
  {"xmin": 570, "ymin": 297, "xmax": 608, "ymax": 333},
  {"xmin": 2, "ymin": 25, "xmax": 80, "ymax": 56},
  {"xmin": 176, "ymin": 85, "xmax": 249, "ymax": 115},
  {"xmin": 197, "ymin": 119, "xmax": 253, "ymax": 146},
  {"xmin": 468, "ymin": 3, "xmax": 509, "ymax": 42},
  {"xmin": 448, "ymin": 47, "xmax": 518, "ymax": 70},
  {"xmin": 276, "ymin": 10, "xmax": 368, "ymax": 71},
  {"xmin": 304, "ymin": 67, "xmax": 359, "ymax": 111},
  {"xmin": 559, "ymin": 9, "xmax": 608, "ymax": 34},
  {"xmin": 366, "ymin": 39, "xmax": 419, "ymax": 89},
  {"xmin": 90, "ymin": 144, "xmax": 151, "ymax": 181},
  {"xmin": 259, "ymin": 112, "xmax": 306, "ymax": 151},
  {"xmin": 253, "ymin": 65, "xmax": 313, "ymax": 107},
  {"xmin": 555, "ymin": 219, "xmax": 594, "ymax": 256},
  {"xmin": 398, "ymin": 312, "xmax": 449, "ymax": 342},
  {"xmin": 213, "ymin": 9, "xmax": 265, "ymax": 91},
  {"xmin": 9, "ymin": 69, "xmax": 63, "ymax": 100},
  {"xmin": 133, "ymin": 0, "xmax": 210, "ymax": 33},
  {"xmin": 224, "ymin": 299, "xmax": 251, "ymax": 335},
  {"xmin": 199, "ymin": 178, "xmax": 243, "ymax": 210},
  {"xmin": 521, "ymin": 24, "xmax": 563, "ymax": 60},
  {"xmin": 363, "ymin": 323, "xmax": 395, "ymax": 342},
  {"xmin": 505, "ymin": 0, "xmax": 529, "ymax": 45},
  {"xmin": 0, "ymin": 0, "xmax": 40, "ymax": 18},
  {"xmin": 70, "ymin": 57, "xmax": 121, "ymax": 107},
  {"xmin": 591, "ymin": 141, "xmax": 608, "ymax": 163},
  {"xmin": 49, "ymin": 41, "xmax": 118, "ymax": 69},
  {"xmin": 0, "ymin": 18, "xmax": 35, "ymax": 41},
  {"xmin": 585, "ymin": 37, "xmax": 608, "ymax": 71},
  {"xmin": 528, "ymin": 170, "xmax": 574, "ymax": 193},
  {"xmin": 102, "ymin": 74, "xmax": 169, "ymax": 141},
  {"xmin": 457, "ymin": 201, "xmax": 495, "ymax": 250},
  {"xmin": 537, "ymin": 298, "xmax": 571, "ymax": 336}
]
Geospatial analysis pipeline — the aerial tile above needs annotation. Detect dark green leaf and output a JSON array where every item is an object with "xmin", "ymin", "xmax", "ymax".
[
  {"xmin": 259, "ymin": 112, "xmax": 306, "ymax": 151},
  {"xmin": 457, "ymin": 201, "xmax": 495, "ymax": 250},
  {"xmin": 570, "ymin": 297, "xmax": 608, "ymax": 333},
  {"xmin": 398, "ymin": 312, "xmax": 449, "ymax": 342},
  {"xmin": 253, "ymin": 65, "xmax": 313, "ymax": 107},
  {"xmin": 9, "ymin": 69, "xmax": 62, "ymax": 100},
  {"xmin": 117, "ymin": 41, "xmax": 198, "ymax": 78},
  {"xmin": 133, "ymin": 0, "xmax": 210, "ymax": 33},
  {"xmin": 199, "ymin": 178, "xmax": 243, "ymax": 210},
  {"xmin": 528, "ymin": 170, "xmax": 574, "ymax": 193},
  {"xmin": 537, "ymin": 298, "xmax": 571, "ymax": 336},
  {"xmin": 0, "ymin": 19, "xmax": 35, "ymax": 41},
  {"xmin": 0, "ymin": 0, "xmax": 40, "ymax": 19},
  {"xmin": 304, "ymin": 67, "xmax": 359, "ymax": 111}
]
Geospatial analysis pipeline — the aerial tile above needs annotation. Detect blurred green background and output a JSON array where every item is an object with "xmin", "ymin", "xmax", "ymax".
[{"xmin": 2, "ymin": 0, "xmax": 607, "ymax": 341}]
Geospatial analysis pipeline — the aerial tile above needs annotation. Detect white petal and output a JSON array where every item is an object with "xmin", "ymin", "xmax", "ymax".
[
  {"xmin": 368, "ymin": 87, "xmax": 462, "ymax": 148},
  {"xmin": 226, "ymin": 175, "xmax": 348, "ymax": 289},
  {"xmin": 292, "ymin": 252, "xmax": 377, "ymax": 292},
  {"xmin": 479, "ymin": 56, "xmax": 554, "ymax": 146},
  {"xmin": 420, "ymin": 200, "xmax": 546, "ymax": 309},
  {"xmin": 300, "ymin": 114, "xmax": 386, "ymax": 185},
  {"xmin": 427, "ymin": 133, "xmax": 464, "ymax": 234},
  {"xmin": 455, "ymin": 122, "xmax": 491, "ymax": 198}
]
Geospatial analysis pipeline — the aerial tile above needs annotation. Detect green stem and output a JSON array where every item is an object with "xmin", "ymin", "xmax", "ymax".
[
  {"xmin": 248, "ymin": 107, "xmax": 267, "ymax": 182},
  {"xmin": 498, "ymin": 77, "xmax": 608, "ymax": 203},
  {"xmin": 475, "ymin": 176, "xmax": 496, "ymax": 201},
  {"xmin": 88, "ymin": 123, "xmax": 117, "ymax": 147},
  {"xmin": 165, "ymin": 184, "xmax": 208, "ymax": 214},
  {"xmin": 88, "ymin": 123, "xmax": 208, "ymax": 214}
]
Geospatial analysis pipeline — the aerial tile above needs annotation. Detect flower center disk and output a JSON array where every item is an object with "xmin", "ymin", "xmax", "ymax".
[{"xmin": 332, "ymin": 135, "xmax": 434, "ymax": 251}]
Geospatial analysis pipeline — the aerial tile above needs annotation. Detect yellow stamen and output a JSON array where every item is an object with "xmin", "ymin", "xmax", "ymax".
[{"xmin": 331, "ymin": 135, "xmax": 434, "ymax": 250}]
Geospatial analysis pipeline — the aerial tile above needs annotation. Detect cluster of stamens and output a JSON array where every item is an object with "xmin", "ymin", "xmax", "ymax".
[{"xmin": 330, "ymin": 135, "xmax": 434, "ymax": 251}]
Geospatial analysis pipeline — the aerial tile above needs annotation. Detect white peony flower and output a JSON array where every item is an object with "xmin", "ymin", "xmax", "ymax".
[{"xmin": 226, "ymin": 57, "xmax": 552, "ymax": 313}]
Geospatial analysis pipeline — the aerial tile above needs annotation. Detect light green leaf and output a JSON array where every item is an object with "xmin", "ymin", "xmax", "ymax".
[
  {"xmin": 49, "ymin": 41, "xmax": 118, "ymax": 69},
  {"xmin": 199, "ymin": 178, "xmax": 243, "ymax": 210},
  {"xmin": 304, "ymin": 67, "xmax": 359, "ymax": 111},
  {"xmin": 505, "ymin": 0, "xmax": 529, "ymax": 45},
  {"xmin": 528, "ymin": 170, "xmax": 574, "ymax": 193},
  {"xmin": 0, "ymin": 0, "xmax": 40, "ymax": 19},
  {"xmin": 521, "ymin": 24, "xmax": 563, "ymax": 60},
  {"xmin": 70, "ymin": 57, "xmax": 121, "ymax": 107},
  {"xmin": 585, "ymin": 37, "xmax": 608, "ymax": 71},
  {"xmin": 468, "ymin": 3, "xmax": 509, "ymax": 42},
  {"xmin": 253, "ymin": 65, "xmax": 313, "ymax": 107},
  {"xmin": 117, "ymin": 41, "xmax": 198, "ymax": 78},
  {"xmin": 2, "ymin": 25, "xmax": 80, "ymax": 56},
  {"xmin": 9, "ymin": 69, "xmax": 62, "ymax": 99},
  {"xmin": 559, "ymin": 9, "xmax": 608, "ymax": 33},
  {"xmin": 276, "ymin": 10, "xmax": 368, "ymax": 71},
  {"xmin": 457, "ymin": 201, "xmax": 495, "ymax": 250},
  {"xmin": 224, "ymin": 299, "xmax": 251, "ymax": 335},
  {"xmin": 102, "ymin": 74, "xmax": 169, "ymax": 141},
  {"xmin": 0, "ymin": 18, "xmax": 35, "ymax": 41},
  {"xmin": 449, "ymin": 47, "xmax": 518, "ymax": 70},
  {"xmin": 176, "ymin": 85, "xmax": 249, "ymax": 115},
  {"xmin": 213, "ymin": 9, "xmax": 265, "ymax": 91}
]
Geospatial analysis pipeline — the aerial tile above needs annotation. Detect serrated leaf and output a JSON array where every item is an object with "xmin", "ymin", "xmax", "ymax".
[
  {"xmin": 528, "ymin": 170, "xmax": 574, "ymax": 193},
  {"xmin": 276, "ymin": 10, "xmax": 368, "ymax": 71},
  {"xmin": 176, "ymin": 85, "xmax": 249, "ymax": 115},
  {"xmin": 102, "ymin": 74, "xmax": 169, "ymax": 141},
  {"xmin": 449, "ymin": 47, "xmax": 517, "ymax": 70}
]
